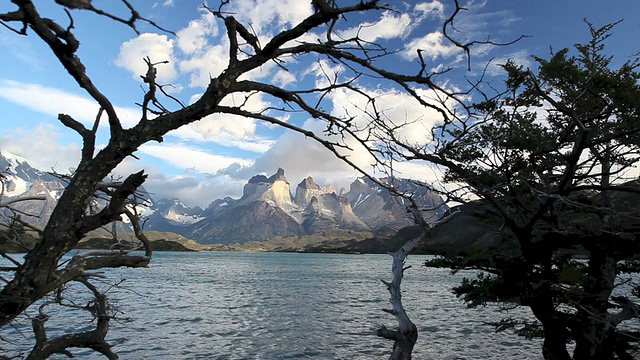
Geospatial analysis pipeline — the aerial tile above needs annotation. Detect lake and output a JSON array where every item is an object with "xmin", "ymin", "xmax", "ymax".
[{"xmin": 2, "ymin": 252, "xmax": 541, "ymax": 359}]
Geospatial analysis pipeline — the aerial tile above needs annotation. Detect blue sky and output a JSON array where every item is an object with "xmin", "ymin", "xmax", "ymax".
[{"xmin": 0, "ymin": 0, "xmax": 639, "ymax": 207}]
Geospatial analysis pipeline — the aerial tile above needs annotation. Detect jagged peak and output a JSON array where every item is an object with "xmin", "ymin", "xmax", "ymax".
[
  {"xmin": 247, "ymin": 168, "xmax": 288, "ymax": 185},
  {"xmin": 267, "ymin": 168, "xmax": 287, "ymax": 183},
  {"xmin": 248, "ymin": 174, "xmax": 268, "ymax": 184},
  {"xmin": 297, "ymin": 176, "xmax": 321, "ymax": 190}
]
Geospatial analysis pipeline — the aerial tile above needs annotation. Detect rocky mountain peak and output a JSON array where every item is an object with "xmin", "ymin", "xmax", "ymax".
[
  {"xmin": 349, "ymin": 177, "xmax": 374, "ymax": 194},
  {"xmin": 298, "ymin": 176, "xmax": 321, "ymax": 190},
  {"xmin": 301, "ymin": 191, "xmax": 369, "ymax": 233},
  {"xmin": 267, "ymin": 168, "xmax": 287, "ymax": 183},
  {"xmin": 240, "ymin": 168, "xmax": 293, "ymax": 209},
  {"xmin": 0, "ymin": 150, "xmax": 449, "ymax": 245},
  {"xmin": 294, "ymin": 176, "xmax": 331, "ymax": 206},
  {"xmin": 0, "ymin": 150, "xmax": 57, "ymax": 183},
  {"xmin": 248, "ymin": 174, "xmax": 268, "ymax": 184}
]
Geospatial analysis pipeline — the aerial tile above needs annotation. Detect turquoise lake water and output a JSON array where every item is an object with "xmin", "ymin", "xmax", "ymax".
[{"xmin": 2, "ymin": 251, "xmax": 541, "ymax": 359}]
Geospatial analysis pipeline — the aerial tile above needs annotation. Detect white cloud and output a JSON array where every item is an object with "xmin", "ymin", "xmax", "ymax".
[
  {"xmin": 329, "ymin": 86, "xmax": 448, "ymax": 146},
  {"xmin": 167, "ymin": 125, "xmax": 275, "ymax": 153},
  {"xmin": 176, "ymin": 10, "xmax": 218, "ymax": 55},
  {"xmin": 111, "ymin": 157, "xmax": 247, "ymax": 208},
  {"xmin": 0, "ymin": 124, "xmax": 81, "ymax": 173},
  {"xmin": 115, "ymin": 33, "xmax": 178, "ymax": 83},
  {"xmin": 184, "ymin": 91, "xmax": 272, "ymax": 140},
  {"xmin": 227, "ymin": 0, "xmax": 313, "ymax": 34},
  {"xmin": 414, "ymin": 1, "xmax": 446, "ymax": 20},
  {"xmin": 147, "ymin": 172, "xmax": 246, "ymax": 208},
  {"xmin": 402, "ymin": 31, "xmax": 461, "ymax": 60},
  {"xmin": 189, "ymin": 114, "xmax": 257, "ymax": 140},
  {"xmin": 172, "ymin": 0, "xmax": 314, "ymax": 89},
  {"xmin": 178, "ymin": 44, "xmax": 228, "ymax": 88},
  {"xmin": 272, "ymin": 69, "xmax": 297, "ymax": 87},
  {"xmin": 232, "ymin": 117, "xmax": 446, "ymax": 196},
  {"xmin": 0, "ymin": 80, "xmax": 278, "ymax": 154},
  {"xmin": 138, "ymin": 143, "xmax": 252, "ymax": 174},
  {"xmin": 303, "ymin": 58, "xmax": 346, "ymax": 89},
  {"xmin": 0, "ymin": 80, "xmax": 142, "ymax": 128},
  {"xmin": 238, "ymin": 119, "xmax": 363, "ymax": 192},
  {"xmin": 338, "ymin": 11, "xmax": 412, "ymax": 42}
]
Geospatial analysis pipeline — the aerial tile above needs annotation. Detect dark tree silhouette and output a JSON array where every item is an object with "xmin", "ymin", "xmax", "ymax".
[{"xmin": 369, "ymin": 21, "xmax": 640, "ymax": 360}]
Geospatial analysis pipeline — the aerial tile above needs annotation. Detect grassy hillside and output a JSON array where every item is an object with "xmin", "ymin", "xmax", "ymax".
[
  {"xmin": 206, "ymin": 228, "xmax": 375, "ymax": 252},
  {"xmin": 76, "ymin": 237, "xmax": 195, "ymax": 252},
  {"xmin": 82, "ymin": 228, "xmax": 210, "ymax": 251},
  {"xmin": 0, "ymin": 226, "xmax": 208, "ymax": 253}
]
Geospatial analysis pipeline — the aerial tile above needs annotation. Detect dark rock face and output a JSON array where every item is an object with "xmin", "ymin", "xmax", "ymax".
[
  {"xmin": 188, "ymin": 201, "xmax": 305, "ymax": 244},
  {"xmin": 299, "ymin": 176, "xmax": 321, "ymax": 190},
  {"xmin": 346, "ymin": 177, "xmax": 447, "ymax": 230},
  {"xmin": 248, "ymin": 174, "xmax": 269, "ymax": 184}
]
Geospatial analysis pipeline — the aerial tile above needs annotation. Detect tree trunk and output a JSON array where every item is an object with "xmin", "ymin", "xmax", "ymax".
[
  {"xmin": 0, "ymin": 153, "xmax": 144, "ymax": 327},
  {"xmin": 540, "ymin": 326, "xmax": 572, "ymax": 360},
  {"xmin": 572, "ymin": 250, "xmax": 617, "ymax": 360},
  {"xmin": 377, "ymin": 247, "xmax": 419, "ymax": 360},
  {"xmin": 529, "ymin": 295, "xmax": 572, "ymax": 360}
]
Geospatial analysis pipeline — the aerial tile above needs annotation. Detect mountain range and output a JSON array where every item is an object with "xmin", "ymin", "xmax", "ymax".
[{"xmin": 0, "ymin": 149, "xmax": 448, "ymax": 246}]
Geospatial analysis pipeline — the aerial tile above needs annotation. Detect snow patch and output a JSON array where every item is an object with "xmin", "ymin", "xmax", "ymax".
[
  {"xmin": 172, "ymin": 214, "xmax": 204, "ymax": 224},
  {"xmin": 353, "ymin": 193, "xmax": 371, "ymax": 208},
  {"xmin": 46, "ymin": 187, "xmax": 60, "ymax": 200},
  {"xmin": 3, "ymin": 175, "xmax": 29, "ymax": 197},
  {"xmin": 1, "ymin": 150, "xmax": 29, "ymax": 167}
]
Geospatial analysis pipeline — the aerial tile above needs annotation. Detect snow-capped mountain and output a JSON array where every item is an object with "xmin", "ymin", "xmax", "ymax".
[
  {"xmin": 184, "ymin": 168, "xmax": 448, "ymax": 244},
  {"xmin": 0, "ymin": 149, "xmax": 448, "ymax": 245},
  {"xmin": 347, "ymin": 176, "xmax": 447, "ymax": 230},
  {"xmin": 143, "ymin": 198, "xmax": 205, "ymax": 233},
  {"xmin": 0, "ymin": 150, "xmax": 65, "ymax": 225}
]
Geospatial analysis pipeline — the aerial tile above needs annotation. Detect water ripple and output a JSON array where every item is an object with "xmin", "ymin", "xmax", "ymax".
[{"xmin": 1, "ymin": 252, "xmax": 541, "ymax": 359}]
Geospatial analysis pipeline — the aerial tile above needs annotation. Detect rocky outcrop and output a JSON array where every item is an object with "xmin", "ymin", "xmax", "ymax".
[
  {"xmin": 301, "ymin": 193, "xmax": 369, "ymax": 233},
  {"xmin": 156, "ymin": 198, "xmax": 203, "ymax": 223},
  {"xmin": 294, "ymin": 177, "xmax": 322, "ymax": 205},
  {"xmin": 240, "ymin": 167, "xmax": 294, "ymax": 210},
  {"xmin": 186, "ymin": 169, "xmax": 385, "ymax": 243}
]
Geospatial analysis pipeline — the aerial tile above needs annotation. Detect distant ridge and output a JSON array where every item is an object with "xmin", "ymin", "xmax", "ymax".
[{"xmin": 0, "ymin": 149, "xmax": 448, "ymax": 245}]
